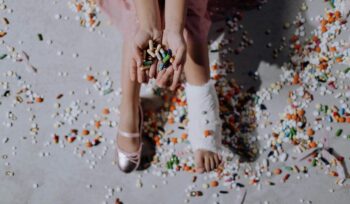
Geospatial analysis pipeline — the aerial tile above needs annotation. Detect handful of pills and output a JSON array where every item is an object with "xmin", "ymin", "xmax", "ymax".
[{"xmin": 141, "ymin": 39, "xmax": 174, "ymax": 72}]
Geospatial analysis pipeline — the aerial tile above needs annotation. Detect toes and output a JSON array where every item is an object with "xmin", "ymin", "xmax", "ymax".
[
  {"xmin": 204, "ymin": 156, "xmax": 211, "ymax": 172},
  {"xmin": 218, "ymin": 154, "xmax": 223, "ymax": 163},
  {"xmin": 209, "ymin": 156, "xmax": 215, "ymax": 170},
  {"xmin": 214, "ymin": 154, "xmax": 220, "ymax": 167},
  {"xmin": 195, "ymin": 152, "xmax": 205, "ymax": 173}
]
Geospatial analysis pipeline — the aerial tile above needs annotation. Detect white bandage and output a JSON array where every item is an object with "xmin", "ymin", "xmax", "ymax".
[{"xmin": 185, "ymin": 80, "xmax": 222, "ymax": 153}]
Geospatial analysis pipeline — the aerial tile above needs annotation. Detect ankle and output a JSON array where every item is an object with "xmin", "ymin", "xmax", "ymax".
[
  {"xmin": 120, "ymin": 98, "xmax": 139, "ymax": 111},
  {"xmin": 119, "ymin": 100, "xmax": 140, "ymax": 132}
]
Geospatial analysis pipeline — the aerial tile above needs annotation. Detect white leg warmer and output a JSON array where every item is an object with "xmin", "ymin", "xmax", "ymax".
[{"xmin": 185, "ymin": 80, "xmax": 222, "ymax": 153}]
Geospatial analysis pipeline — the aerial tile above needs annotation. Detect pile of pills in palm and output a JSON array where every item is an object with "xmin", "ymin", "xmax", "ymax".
[{"xmin": 142, "ymin": 39, "xmax": 174, "ymax": 71}]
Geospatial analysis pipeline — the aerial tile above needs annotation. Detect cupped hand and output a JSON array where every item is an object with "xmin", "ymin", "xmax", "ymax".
[
  {"xmin": 156, "ymin": 30, "xmax": 186, "ymax": 91},
  {"xmin": 130, "ymin": 29, "xmax": 162, "ymax": 83}
]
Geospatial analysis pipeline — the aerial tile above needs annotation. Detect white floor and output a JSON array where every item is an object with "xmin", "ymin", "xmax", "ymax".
[{"xmin": 1, "ymin": 0, "xmax": 350, "ymax": 204}]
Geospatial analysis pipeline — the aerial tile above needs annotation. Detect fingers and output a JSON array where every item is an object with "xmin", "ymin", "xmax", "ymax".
[
  {"xmin": 155, "ymin": 69, "xmax": 166, "ymax": 87},
  {"xmin": 130, "ymin": 58, "xmax": 137, "ymax": 81},
  {"xmin": 214, "ymin": 154, "xmax": 220, "ymax": 167},
  {"xmin": 195, "ymin": 152, "xmax": 205, "ymax": 174},
  {"xmin": 170, "ymin": 64, "xmax": 182, "ymax": 91},
  {"xmin": 133, "ymin": 45, "xmax": 143, "ymax": 68},
  {"xmin": 137, "ymin": 66, "xmax": 145, "ymax": 83},
  {"xmin": 149, "ymin": 61, "xmax": 157, "ymax": 79},
  {"xmin": 204, "ymin": 157, "xmax": 211, "ymax": 172},
  {"xmin": 132, "ymin": 45, "xmax": 148, "ymax": 83},
  {"xmin": 209, "ymin": 157, "xmax": 215, "ymax": 170},
  {"xmin": 156, "ymin": 67, "xmax": 174, "ymax": 88},
  {"xmin": 173, "ymin": 46, "xmax": 186, "ymax": 71}
]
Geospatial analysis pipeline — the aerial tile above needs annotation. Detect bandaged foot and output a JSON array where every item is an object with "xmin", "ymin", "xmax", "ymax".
[{"xmin": 185, "ymin": 80, "xmax": 223, "ymax": 172}]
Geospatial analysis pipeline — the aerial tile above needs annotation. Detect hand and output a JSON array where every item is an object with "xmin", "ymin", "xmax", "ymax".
[
  {"xmin": 156, "ymin": 30, "xmax": 186, "ymax": 91},
  {"xmin": 130, "ymin": 29, "xmax": 162, "ymax": 83}
]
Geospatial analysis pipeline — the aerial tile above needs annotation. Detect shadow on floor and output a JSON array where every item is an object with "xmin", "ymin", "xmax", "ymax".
[
  {"xmin": 138, "ymin": 0, "xmax": 316, "ymax": 167},
  {"xmin": 206, "ymin": 0, "xmax": 315, "ymax": 162}
]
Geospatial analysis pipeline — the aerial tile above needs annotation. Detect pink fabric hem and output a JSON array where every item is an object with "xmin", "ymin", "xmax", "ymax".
[{"xmin": 98, "ymin": 0, "xmax": 211, "ymax": 41}]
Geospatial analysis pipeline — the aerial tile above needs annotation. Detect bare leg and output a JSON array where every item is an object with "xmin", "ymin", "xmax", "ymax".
[
  {"xmin": 117, "ymin": 39, "xmax": 142, "ymax": 152},
  {"xmin": 183, "ymin": 37, "xmax": 210, "ymax": 85},
  {"xmin": 184, "ymin": 35, "xmax": 222, "ymax": 173},
  {"xmin": 118, "ymin": 0, "xmax": 164, "ymax": 154}
]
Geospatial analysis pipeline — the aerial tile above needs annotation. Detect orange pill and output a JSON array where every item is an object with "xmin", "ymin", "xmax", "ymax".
[
  {"xmin": 339, "ymin": 117, "xmax": 346, "ymax": 123},
  {"xmin": 170, "ymin": 105, "xmax": 176, "ymax": 112},
  {"xmin": 81, "ymin": 129, "xmax": 90, "ymax": 136},
  {"xmin": 210, "ymin": 180, "xmax": 219, "ymax": 187},
  {"xmin": 35, "ymin": 97, "xmax": 44, "ymax": 103},
  {"xmin": 286, "ymin": 113, "xmax": 292, "ymax": 120},
  {"xmin": 86, "ymin": 75, "xmax": 95, "ymax": 82},
  {"xmin": 183, "ymin": 165, "xmax": 191, "ymax": 172},
  {"xmin": 306, "ymin": 128, "xmax": 315, "ymax": 137},
  {"xmin": 336, "ymin": 57, "xmax": 343, "ymax": 63},
  {"xmin": 181, "ymin": 133, "xmax": 188, "ymax": 140},
  {"xmin": 204, "ymin": 130, "xmax": 212, "ymax": 137},
  {"xmin": 330, "ymin": 171, "xmax": 338, "ymax": 177},
  {"xmin": 335, "ymin": 11, "xmax": 341, "ymax": 19},
  {"xmin": 292, "ymin": 73, "xmax": 300, "ymax": 85},
  {"xmin": 171, "ymin": 137, "xmax": 178, "ymax": 144},
  {"xmin": 102, "ymin": 108, "xmax": 110, "ymax": 115},
  {"xmin": 273, "ymin": 168, "xmax": 282, "ymax": 175},
  {"xmin": 297, "ymin": 109, "xmax": 305, "ymax": 117},
  {"xmin": 346, "ymin": 117, "xmax": 350, "ymax": 123},
  {"xmin": 329, "ymin": 47, "xmax": 337, "ymax": 52},
  {"xmin": 67, "ymin": 137, "xmax": 76, "ymax": 143},
  {"xmin": 85, "ymin": 141, "xmax": 93, "ymax": 148},
  {"xmin": 309, "ymin": 141, "xmax": 317, "ymax": 148},
  {"xmin": 315, "ymin": 46, "xmax": 321, "ymax": 53},
  {"xmin": 75, "ymin": 3, "xmax": 83, "ymax": 12},
  {"xmin": 95, "ymin": 120, "xmax": 101, "ymax": 129},
  {"xmin": 53, "ymin": 134, "xmax": 59, "ymax": 144}
]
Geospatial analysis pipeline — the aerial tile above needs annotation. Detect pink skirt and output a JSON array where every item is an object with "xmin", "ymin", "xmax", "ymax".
[{"xmin": 97, "ymin": 0, "xmax": 211, "ymax": 42}]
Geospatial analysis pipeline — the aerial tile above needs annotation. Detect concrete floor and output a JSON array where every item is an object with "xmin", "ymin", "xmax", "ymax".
[{"xmin": 1, "ymin": 0, "xmax": 350, "ymax": 204}]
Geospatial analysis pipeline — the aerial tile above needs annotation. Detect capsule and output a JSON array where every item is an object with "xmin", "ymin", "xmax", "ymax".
[
  {"xmin": 143, "ymin": 60, "xmax": 153, "ymax": 67},
  {"xmin": 148, "ymin": 40, "xmax": 153, "ymax": 51},
  {"xmin": 162, "ymin": 54, "xmax": 170, "ymax": 63},
  {"xmin": 282, "ymin": 173, "xmax": 290, "ymax": 182},
  {"xmin": 160, "ymin": 48, "xmax": 166, "ymax": 58},
  {"xmin": 336, "ymin": 129, "xmax": 343, "ymax": 137},
  {"xmin": 156, "ymin": 52, "xmax": 162, "ymax": 61},
  {"xmin": 147, "ymin": 49, "xmax": 156, "ymax": 58}
]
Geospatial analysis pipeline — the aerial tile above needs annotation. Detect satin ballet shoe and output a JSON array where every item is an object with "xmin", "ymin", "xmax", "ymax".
[{"xmin": 115, "ymin": 104, "xmax": 143, "ymax": 173}]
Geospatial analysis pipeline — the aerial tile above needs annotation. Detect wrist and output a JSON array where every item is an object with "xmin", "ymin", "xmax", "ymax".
[
  {"xmin": 140, "ymin": 26, "xmax": 162, "ymax": 37},
  {"xmin": 164, "ymin": 27, "xmax": 183, "ymax": 35}
]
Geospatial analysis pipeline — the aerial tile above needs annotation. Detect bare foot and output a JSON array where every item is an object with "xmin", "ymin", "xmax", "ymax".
[
  {"xmin": 117, "ymin": 102, "xmax": 141, "ymax": 153},
  {"xmin": 194, "ymin": 149, "xmax": 222, "ymax": 173}
]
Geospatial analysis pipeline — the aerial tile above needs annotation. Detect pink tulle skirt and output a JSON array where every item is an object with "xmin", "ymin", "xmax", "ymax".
[{"xmin": 97, "ymin": 0, "xmax": 211, "ymax": 41}]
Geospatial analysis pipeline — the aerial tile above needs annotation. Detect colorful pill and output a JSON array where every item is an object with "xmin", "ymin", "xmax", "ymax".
[
  {"xmin": 156, "ymin": 44, "xmax": 161, "ymax": 52},
  {"xmin": 162, "ymin": 54, "xmax": 170, "ymax": 63},
  {"xmin": 143, "ymin": 60, "xmax": 153, "ymax": 68},
  {"xmin": 160, "ymin": 48, "xmax": 166, "ymax": 58},
  {"xmin": 156, "ymin": 52, "xmax": 162, "ymax": 61},
  {"xmin": 148, "ymin": 40, "xmax": 153, "ymax": 51},
  {"xmin": 335, "ymin": 129, "xmax": 343, "ymax": 137},
  {"xmin": 167, "ymin": 49, "xmax": 172, "ymax": 56},
  {"xmin": 147, "ymin": 49, "xmax": 156, "ymax": 58}
]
